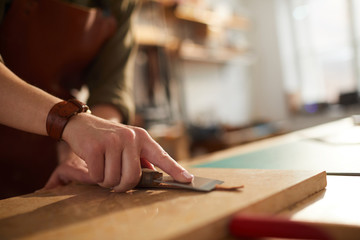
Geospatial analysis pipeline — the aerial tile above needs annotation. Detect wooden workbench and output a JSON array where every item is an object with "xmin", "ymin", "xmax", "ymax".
[
  {"xmin": 1, "ymin": 118, "xmax": 360, "ymax": 239},
  {"xmin": 0, "ymin": 168, "xmax": 325, "ymax": 240}
]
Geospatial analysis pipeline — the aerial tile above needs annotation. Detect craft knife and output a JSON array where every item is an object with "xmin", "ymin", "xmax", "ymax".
[{"xmin": 137, "ymin": 168, "xmax": 226, "ymax": 192}]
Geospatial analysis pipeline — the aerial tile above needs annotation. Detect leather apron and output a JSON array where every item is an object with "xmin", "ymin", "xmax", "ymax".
[{"xmin": 0, "ymin": 0, "xmax": 116, "ymax": 198}]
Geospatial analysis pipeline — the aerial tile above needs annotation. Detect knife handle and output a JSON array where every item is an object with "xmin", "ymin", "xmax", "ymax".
[{"xmin": 136, "ymin": 168, "xmax": 163, "ymax": 188}]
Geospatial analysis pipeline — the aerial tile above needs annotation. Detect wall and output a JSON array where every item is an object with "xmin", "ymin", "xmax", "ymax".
[
  {"xmin": 246, "ymin": 0, "xmax": 288, "ymax": 122},
  {"xmin": 180, "ymin": 57, "xmax": 252, "ymax": 127},
  {"xmin": 179, "ymin": 0, "xmax": 289, "ymax": 127}
]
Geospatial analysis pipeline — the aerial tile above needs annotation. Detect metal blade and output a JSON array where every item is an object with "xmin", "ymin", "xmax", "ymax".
[{"xmin": 154, "ymin": 175, "xmax": 224, "ymax": 192}]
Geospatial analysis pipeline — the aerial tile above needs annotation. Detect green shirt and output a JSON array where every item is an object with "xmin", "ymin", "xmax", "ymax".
[{"xmin": 0, "ymin": 0, "xmax": 137, "ymax": 124}]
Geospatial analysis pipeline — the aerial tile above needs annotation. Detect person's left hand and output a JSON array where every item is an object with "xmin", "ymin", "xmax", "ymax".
[{"xmin": 43, "ymin": 144, "xmax": 95, "ymax": 189}]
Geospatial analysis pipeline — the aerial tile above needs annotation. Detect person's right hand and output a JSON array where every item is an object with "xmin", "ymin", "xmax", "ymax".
[
  {"xmin": 61, "ymin": 113, "xmax": 193, "ymax": 192},
  {"xmin": 43, "ymin": 143, "xmax": 156, "ymax": 190}
]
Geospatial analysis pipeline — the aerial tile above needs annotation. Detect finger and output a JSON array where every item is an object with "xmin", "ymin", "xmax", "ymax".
[
  {"xmin": 140, "ymin": 157, "xmax": 156, "ymax": 170},
  {"xmin": 85, "ymin": 151, "xmax": 105, "ymax": 183},
  {"xmin": 69, "ymin": 165, "xmax": 96, "ymax": 185},
  {"xmin": 99, "ymin": 148, "xmax": 122, "ymax": 188},
  {"xmin": 141, "ymin": 140, "xmax": 193, "ymax": 183},
  {"xmin": 112, "ymin": 146, "xmax": 141, "ymax": 192},
  {"xmin": 43, "ymin": 163, "xmax": 95, "ymax": 190}
]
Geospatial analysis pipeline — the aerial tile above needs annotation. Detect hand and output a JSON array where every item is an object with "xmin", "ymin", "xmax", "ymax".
[
  {"xmin": 62, "ymin": 113, "xmax": 194, "ymax": 192},
  {"xmin": 43, "ymin": 152, "xmax": 95, "ymax": 189},
  {"xmin": 44, "ymin": 142, "xmax": 157, "ymax": 190}
]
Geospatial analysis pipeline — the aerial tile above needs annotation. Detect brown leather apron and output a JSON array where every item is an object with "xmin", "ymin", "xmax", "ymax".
[{"xmin": 0, "ymin": 0, "xmax": 116, "ymax": 198}]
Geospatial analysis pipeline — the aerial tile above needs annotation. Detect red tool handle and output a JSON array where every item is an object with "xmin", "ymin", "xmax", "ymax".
[{"xmin": 229, "ymin": 215, "xmax": 332, "ymax": 240}]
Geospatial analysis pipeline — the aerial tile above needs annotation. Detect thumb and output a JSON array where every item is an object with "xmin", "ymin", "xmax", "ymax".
[
  {"xmin": 43, "ymin": 170, "xmax": 64, "ymax": 189},
  {"xmin": 43, "ymin": 163, "xmax": 95, "ymax": 190}
]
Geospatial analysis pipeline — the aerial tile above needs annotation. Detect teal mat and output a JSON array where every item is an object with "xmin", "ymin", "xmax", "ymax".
[{"xmin": 193, "ymin": 140, "xmax": 360, "ymax": 174}]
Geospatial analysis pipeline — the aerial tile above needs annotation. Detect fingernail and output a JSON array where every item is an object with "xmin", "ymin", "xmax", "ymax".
[{"xmin": 181, "ymin": 170, "xmax": 194, "ymax": 180}]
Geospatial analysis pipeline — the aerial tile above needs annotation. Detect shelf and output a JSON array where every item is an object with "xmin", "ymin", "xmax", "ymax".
[
  {"xmin": 174, "ymin": 5, "xmax": 249, "ymax": 30},
  {"xmin": 179, "ymin": 41, "xmax": 246, "ymax": 63},
  {"xmin": 145, "ymin": 0, "xmax": 177, "ymax": 7},
  {"xmin": 133, "ymin": 25, "xmax": 179, "ymax": 49}
]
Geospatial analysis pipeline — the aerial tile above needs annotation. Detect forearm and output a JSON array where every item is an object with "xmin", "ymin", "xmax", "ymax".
[{"xmin": 0, "ymin": 63, "xmax": 61, "ymax": 135}]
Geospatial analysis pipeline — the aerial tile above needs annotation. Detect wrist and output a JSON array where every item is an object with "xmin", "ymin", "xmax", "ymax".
[{"xmin": 61, "ymin": 111, "xmax": 95, "ymax": 144}]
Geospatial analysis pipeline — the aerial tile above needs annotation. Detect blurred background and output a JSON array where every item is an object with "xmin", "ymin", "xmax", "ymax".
[{"xmin": 132, "ymin": 0, "xmax": 360, "ymax": 160}]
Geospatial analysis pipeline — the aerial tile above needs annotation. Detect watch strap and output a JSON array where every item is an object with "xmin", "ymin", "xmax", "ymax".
[{"xmin": 46, "ymin": 99, "xmax": 90, "ymax": 140}]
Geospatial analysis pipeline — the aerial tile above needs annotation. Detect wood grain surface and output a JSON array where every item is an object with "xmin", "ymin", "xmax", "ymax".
[{"xmin": 0, "ymin": 168, "xmax": 326, "ymax": 240}]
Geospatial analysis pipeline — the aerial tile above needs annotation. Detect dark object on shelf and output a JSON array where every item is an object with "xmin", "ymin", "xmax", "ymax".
[
  {"xmin": 338, "ymin": 91, "xmax": 359, "ymax": 106},
  {"xmin": 188, "ymin": 124, "xmax": 226, "ymax": 156}
]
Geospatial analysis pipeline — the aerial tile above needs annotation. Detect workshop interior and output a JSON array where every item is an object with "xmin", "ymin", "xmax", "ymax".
[
  {"xmin": 132, "ymin": 0, "xmax": 360, "ymax": 160},
  {"xmin": 1, "ymin": 0, "xmax": 360, "ymax": 239}
]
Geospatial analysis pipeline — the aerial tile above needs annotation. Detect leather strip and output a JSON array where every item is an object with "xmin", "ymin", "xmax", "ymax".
[{"xmin": 46, "ymin": 99, "xmax": 90, "ymax": 140}]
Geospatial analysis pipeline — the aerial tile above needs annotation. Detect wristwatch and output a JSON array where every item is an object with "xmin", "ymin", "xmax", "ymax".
[{"xmin": 46, "ymin": 99, "xmax": 91, "ymax": 140}]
